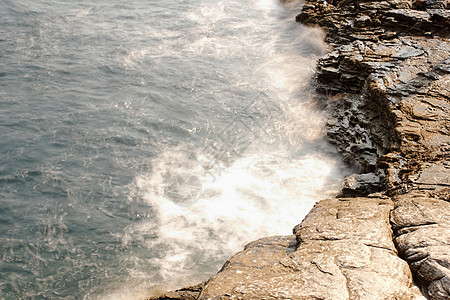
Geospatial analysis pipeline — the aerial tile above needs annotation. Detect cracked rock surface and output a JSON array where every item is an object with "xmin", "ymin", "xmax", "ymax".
[
  {"xmin": 391, "ymin": 191, "xmax": 450, "ymax": 300},
  {"xmin": 196, "ymin": 197, "xmax": 421, "ymax": 299}
]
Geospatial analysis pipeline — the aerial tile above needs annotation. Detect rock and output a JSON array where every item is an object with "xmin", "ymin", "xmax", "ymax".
[
  {"xmin": 340, "ymin": 172, "xmax": 384, "ymax": 196},
  {"xmin": 393, "ymin": 46, "xmax": 425, "ymax": 59},
  {"xmin": 385, "ymin": 9, "xmax": 431, "ymax": 24},
  {"xmin": 198, "ymin": 236, "xmax": 300, "ymax": 299},
  {"xmin": 297, "ymin": 0, "xmax": 450, "ymax": 194},
  {"xmin": 197, "ymin": 197, "xmax": 422, "ymax": 299},
  {"xmin": 297, "ymin": 1, "xmax": 450, "ymax": 298},
  {"xmin": 294, "ymin": 5, "xmax": 450, "ymax": 297},
  {"xmin": 391, "ymin": 191, "xmax": 450, "ymax": 300},
  {"xmin": 436, "ymin": 57, "xmax": 450, "ymax": 73},
  {"xmin": 414, "ymin": 161, "xmax": 450, "ymax": 190},
  {"xmin": 147, "ymin": 282, "xmax": 205, "ymax": 300}
]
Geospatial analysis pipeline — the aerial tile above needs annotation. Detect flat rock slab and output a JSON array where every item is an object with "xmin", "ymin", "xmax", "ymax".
[
  {"xmin": 198, "ymin": 197, "xmax": 422, "ymax": 299},
  {"xmin": 391, "ymin": 191, "xmax": 450, "ymax": 300},
  {"xmin": 415, "ymin": 162, "xmax": 450, "ymax": 190}
]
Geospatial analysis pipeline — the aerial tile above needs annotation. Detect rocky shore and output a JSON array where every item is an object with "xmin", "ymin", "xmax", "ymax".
[{"xmin": 149, "ymin": 1, "xmax": 449, "ymax": 299}]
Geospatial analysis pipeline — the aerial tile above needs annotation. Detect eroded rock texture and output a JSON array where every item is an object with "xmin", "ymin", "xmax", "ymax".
[
  {"xmin": 296, "ymin": 0, "xmax": 450, "ymax": 298},
  {"xmin": 299, "ymin": 0, "xmax": 450, "ymax": 196},
  {"xmin": 198, "ymin": 197, "xmax": 421, "ymax": 299},
  {"xmin": 391, "ymin": 191, "xmax": 450, "ymax": 300}
]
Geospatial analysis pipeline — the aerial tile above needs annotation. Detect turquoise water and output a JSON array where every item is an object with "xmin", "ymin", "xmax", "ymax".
[{"xmin": 0, "ymin": 0, "xmax": 351, "ymax": 299}]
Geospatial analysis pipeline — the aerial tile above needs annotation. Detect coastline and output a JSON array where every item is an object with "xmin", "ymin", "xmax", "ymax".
[{"xmin": 149, "ymin": 0, "xmax": 450, "ymax": 299}]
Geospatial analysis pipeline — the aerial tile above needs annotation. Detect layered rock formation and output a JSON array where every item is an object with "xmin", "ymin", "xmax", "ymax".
[
  {"xmin": 299, "ymin": 0, "xmax": 450, "ymax": 197},
  {"xmin": 149, "ymin": 1, "xmax": 449, "ymax": 299}
]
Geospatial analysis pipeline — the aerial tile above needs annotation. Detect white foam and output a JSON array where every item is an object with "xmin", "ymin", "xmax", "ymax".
[
  {"xmin": 118, "ymin": 136, "xmax": 348, "ymax": 293},
  {"xmin": 95, "ymin": 0, "xmax": 346, "ymax": 298}
]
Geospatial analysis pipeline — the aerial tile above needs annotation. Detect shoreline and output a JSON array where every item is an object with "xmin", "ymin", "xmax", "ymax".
[{"xmin": 149, "ymin": 0, "xmax": 450, "ymax": 298}]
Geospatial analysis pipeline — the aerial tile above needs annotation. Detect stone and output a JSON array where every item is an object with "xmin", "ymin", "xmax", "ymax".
[
  {"xmin": 393, "ymin": 46, "xmax": 425, "ymax": 59},
  {"xmin": 415, "ymin": 162, "xmax": 450, "ymax": 189},
  {"xmin": 391, "ymin": 191, "xmax": 450, "ymax": 300},
  {"xmin": 198, "ymin": 197, "xmax": 422, "ymax": 299},
  {"xmin": 294, "ymin": 1, "xmax": 450, "ymax": 298},
  {"xmin": 340, "ymin": 172, "xmax": 384, "ymax": 196},
  {"xmin": 436, "ymin": 58, "xmax": 450, "ymax": 73},
  {"xmin": 386, "ymin": 9, "xmax": 431, "ymax": 23},
  {"xmin": 298, "ymin": 0, "xmax": 450, "ymax": 193},
  {"xmin": 147, "ymin": 282, "xmax": 205, "ymax": 300}
]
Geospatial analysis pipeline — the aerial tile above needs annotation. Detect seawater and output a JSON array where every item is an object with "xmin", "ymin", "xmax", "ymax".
[{"xmin": 0, "ymin": 0, "xmax": 352, "ymax": 299}]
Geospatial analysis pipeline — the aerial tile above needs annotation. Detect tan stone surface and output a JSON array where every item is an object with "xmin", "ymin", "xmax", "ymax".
[
  {"xmin": 198, "ymin": 197, "xmax": 421, "ymax": 299},
  {"xmin": 391, "ymin": 191, "xmax": 450, "ymax": 300}
]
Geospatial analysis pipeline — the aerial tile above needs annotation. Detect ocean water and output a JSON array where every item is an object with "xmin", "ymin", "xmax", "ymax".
[{"xmin": 0, "ymin": 0, "xmax": 352, "ymax": 299}]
